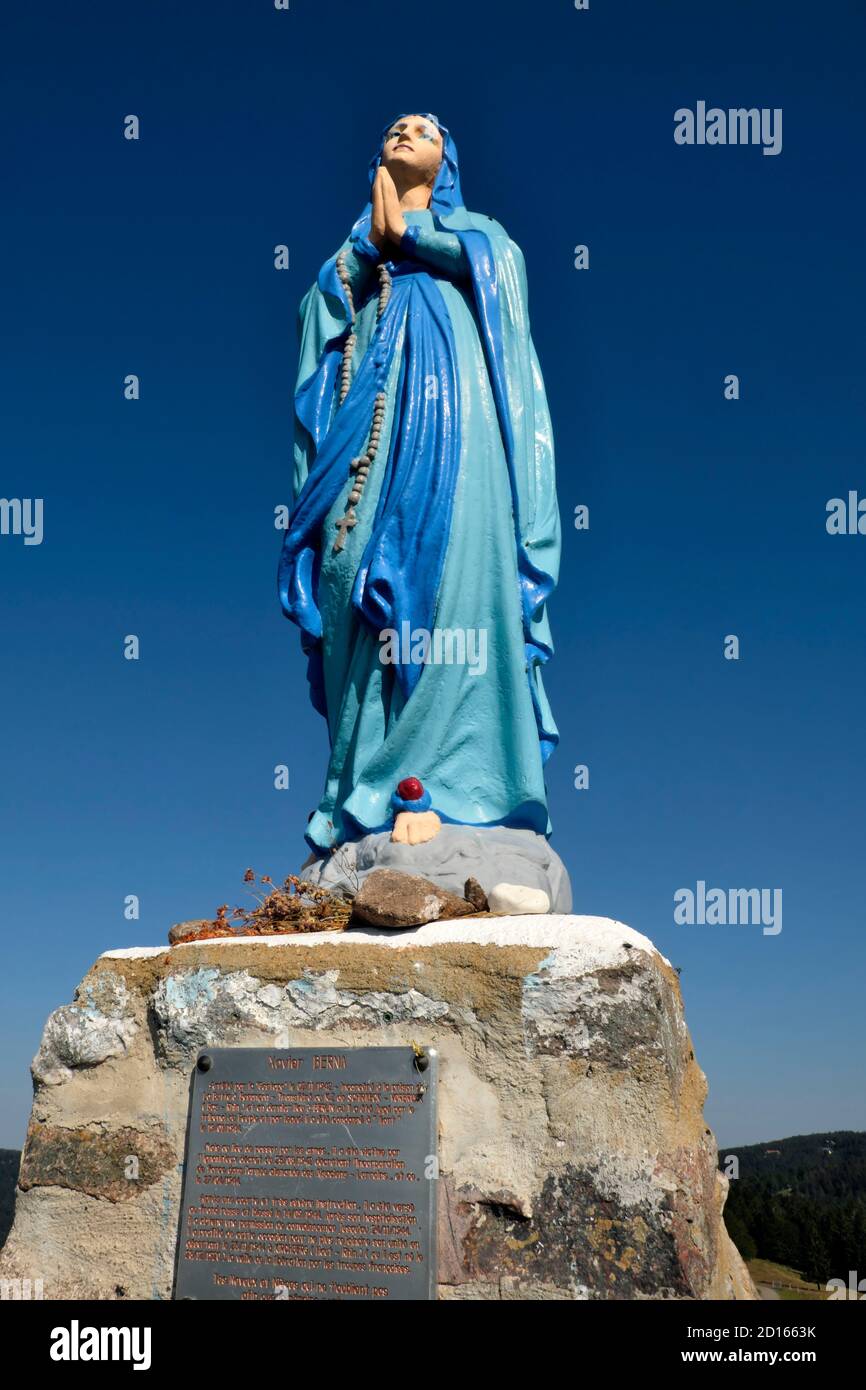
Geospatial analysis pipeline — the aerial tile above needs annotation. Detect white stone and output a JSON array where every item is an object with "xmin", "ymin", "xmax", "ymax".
[{"xmin": 488, "ymin": 882, "xmax": 551, "ymax": 916}]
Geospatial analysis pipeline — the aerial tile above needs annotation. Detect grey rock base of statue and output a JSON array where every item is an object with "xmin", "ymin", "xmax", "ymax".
[
  {"xmin": 303, "ymin": 825, "xmax": 572, "ymax": 914},
  {"xmin": 0, "ymin": 918, "xmax": 756, "ymax": 1299}
]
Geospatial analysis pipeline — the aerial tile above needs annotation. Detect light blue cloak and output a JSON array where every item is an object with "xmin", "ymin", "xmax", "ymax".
[{"xmin": 279, "ymin": 118, "xmax": 561, "ymax": 853}]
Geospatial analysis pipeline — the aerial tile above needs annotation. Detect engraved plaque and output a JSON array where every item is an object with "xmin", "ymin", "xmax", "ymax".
[{"xmin": 174, "ymin": 1046, "xmax": 438, "ymax": 1301}]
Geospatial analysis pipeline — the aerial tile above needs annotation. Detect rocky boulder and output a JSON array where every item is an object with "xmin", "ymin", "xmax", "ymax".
[
  {"xmin": 352, "ymin": 868, "xmax": 474, "ymax": 928},
  {"xmin": 0, "ymin": 915, "xmax": 755, "ymax": 1301}
]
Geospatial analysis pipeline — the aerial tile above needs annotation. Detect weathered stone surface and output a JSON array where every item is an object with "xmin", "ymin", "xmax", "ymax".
[
  {"xmin": 488, "ymin": 882, "xmax": 551, "ymax": 915},
  {"xmin": 18, "ymin": 1124, "xmax": 175, "ymax": 1203},
  {"xmin": 0, "ymin": 916, "xmax": 755, "ymax": 1301},
  {"xmin": 31, "ymin": 975, "xmax": 138, "ymax": 1087},
  {"xmin": 352, "ymin": 868, "xmax": 474, "ymax": 928},
  {"xmin": 305, "ymin": 824, "xmax": 572, "ymax": 912}
]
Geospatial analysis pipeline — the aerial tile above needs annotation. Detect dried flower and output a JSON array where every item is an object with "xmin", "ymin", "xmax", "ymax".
[{"xmin": 170, "ymin": 870, "xmax": 352, "ymax": 945}]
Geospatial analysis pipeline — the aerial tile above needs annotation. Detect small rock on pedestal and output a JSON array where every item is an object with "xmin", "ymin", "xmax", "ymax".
[
  {"xmin": 488, "ymin": 883, "xmax": 551, "ymax": 915},
  {"xmin": 168, "ymin": 920, "xmax": 211, "ymax": 946},
  {"xmin": 352, "ymin": 868, "xmax": 474, "ymax": 929}
]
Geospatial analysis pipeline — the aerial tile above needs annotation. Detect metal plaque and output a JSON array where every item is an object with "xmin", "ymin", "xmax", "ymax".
[{"xmin": 174, "ymin": 1046, "xmax": 438, "ymax": 1301}]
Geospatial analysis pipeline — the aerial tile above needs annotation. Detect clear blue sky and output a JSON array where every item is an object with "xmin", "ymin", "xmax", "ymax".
[{"xmin": 1, "ymin": 0, "xmax": 864, "ymax": 1149}]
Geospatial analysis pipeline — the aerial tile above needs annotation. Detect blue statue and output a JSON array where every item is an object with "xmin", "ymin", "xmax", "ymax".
[{"xmin": 279, "ymin": 114, "xmax": 561, "ymax": 862}]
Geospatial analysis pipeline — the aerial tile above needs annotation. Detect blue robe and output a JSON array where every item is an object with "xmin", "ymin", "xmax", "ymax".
[{"xmin": 279, "ymin": 136, "xmax": 561, "ymax": 854}]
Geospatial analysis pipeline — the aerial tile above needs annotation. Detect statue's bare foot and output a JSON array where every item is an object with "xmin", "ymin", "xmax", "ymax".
[{"xmin": 391, "ymin": 811, "xmax": 442, "ymax": 845}]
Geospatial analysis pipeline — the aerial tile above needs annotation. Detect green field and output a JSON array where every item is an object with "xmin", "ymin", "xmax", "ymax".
[{"xmin": 749, "ymin": 1259, "xmax": 834, "ymax": 1300}]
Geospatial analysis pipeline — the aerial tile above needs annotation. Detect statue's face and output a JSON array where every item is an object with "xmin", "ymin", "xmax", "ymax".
[{"xmin": 381, "ymin": 115, "xmax": 443, "ymax": 183}]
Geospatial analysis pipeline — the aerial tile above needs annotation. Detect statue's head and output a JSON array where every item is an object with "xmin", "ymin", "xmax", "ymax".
[
  {"xmin": 358, "ymin": 113, "xmax": 463, "ymax": 227},
  {"xmin": 379, "ymin": 114, "xmax": 443, "ymax": 187}
]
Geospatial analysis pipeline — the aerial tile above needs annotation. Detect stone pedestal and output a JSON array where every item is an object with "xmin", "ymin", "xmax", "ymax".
[{"xmin": 0, "ymin": 916, "xmax": 755, "ymax": 1300}]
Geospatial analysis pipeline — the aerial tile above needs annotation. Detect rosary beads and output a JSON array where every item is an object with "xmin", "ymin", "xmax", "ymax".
[{"xmin": 331, "ymin": 255, "xmax": 393, "ymax": 554}]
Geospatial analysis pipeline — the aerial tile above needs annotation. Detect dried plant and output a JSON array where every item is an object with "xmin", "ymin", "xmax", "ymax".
[{"xmin": 171, "ymin": 870, "xmax": 352, "ymax": 944}]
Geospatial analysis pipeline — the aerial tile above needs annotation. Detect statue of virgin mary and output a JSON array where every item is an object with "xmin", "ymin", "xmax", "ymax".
[{"xmin": 279, "ymin": 113, "xmax": 562, "ymax": 877}]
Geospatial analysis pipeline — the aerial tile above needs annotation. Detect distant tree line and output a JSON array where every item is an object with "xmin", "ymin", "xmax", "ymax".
[
  {"xmin": 0, "ymin": 1150, "xmax": 20, "ymax": 1248},
  {"xmin": 720, "ymin": 1130, "xmax": 866, "ymax": 1284}
]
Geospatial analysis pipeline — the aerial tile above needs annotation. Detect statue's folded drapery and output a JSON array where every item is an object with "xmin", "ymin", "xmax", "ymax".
[{"xmin": 279, "ymin": 139, "xmax": 561, "ymax": 853}]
